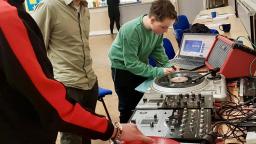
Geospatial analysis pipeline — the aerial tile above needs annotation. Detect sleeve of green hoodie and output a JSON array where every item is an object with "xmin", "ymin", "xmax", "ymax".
[{"xmin": 121, "ymin": 29, "xmax": 170, "ymax": 78}]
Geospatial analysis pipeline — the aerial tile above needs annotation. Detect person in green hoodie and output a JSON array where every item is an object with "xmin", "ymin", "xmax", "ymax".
[{"xmin": 108, "ymin": 0, "xmax": 178, "ymax": 123}]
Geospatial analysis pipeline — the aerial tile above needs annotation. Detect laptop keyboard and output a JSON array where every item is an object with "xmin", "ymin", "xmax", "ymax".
[{"xmin": 170, "ymin": 58, "xmax": 203, "ymax": 66}]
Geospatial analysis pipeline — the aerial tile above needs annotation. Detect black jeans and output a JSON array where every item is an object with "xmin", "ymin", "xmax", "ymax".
[
  {"xmin": 108, "ymin": 5, "xmax": 120, "ymax": 34},
  {"xmin": 111, "ymin": 68, "xmax": 146, "ymax": 123},
  {"xmin": 61, "ymin": 82, "xmax": 98, "ymax": 144}
]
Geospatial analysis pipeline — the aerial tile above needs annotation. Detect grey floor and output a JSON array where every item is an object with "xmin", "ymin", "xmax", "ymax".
[
  {"xmin": 56, "ymin": 31, "xmax": 178, "ymax": 144},
  {"xmin": 90, "ymin": 34, "xmax": 119, "ymax": 144}
]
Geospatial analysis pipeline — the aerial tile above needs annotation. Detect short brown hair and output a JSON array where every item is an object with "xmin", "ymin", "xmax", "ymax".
[{"xmin": 149, "ymin": 0, "xmax": 177, "ymax": 21}]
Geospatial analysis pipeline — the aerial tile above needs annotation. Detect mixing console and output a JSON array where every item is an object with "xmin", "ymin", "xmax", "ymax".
[{"xmin": 130, "ymin": 109, "xmax": 212, "ymax": 142}]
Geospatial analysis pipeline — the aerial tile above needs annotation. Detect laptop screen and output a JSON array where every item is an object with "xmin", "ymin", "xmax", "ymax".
[{"xmin": 179, "ymin": 33, "xmax": 216, "ymax": 58}]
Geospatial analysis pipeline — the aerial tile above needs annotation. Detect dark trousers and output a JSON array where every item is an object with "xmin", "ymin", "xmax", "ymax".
[
  {"xmin": 108, "ymin": 5, "xmax": 120, "ymax": 34},
  {"xmin": 111, "ymin": 68, "xmax": 146, "ymax": 123},
  {"xmin": 60, "ymin": 82, "xmax": 98, "ymax": 144}
]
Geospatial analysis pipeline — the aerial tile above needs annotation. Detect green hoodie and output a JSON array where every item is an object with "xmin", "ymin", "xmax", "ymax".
[{"xmin": 108, "ymin": 15, "xmax": 172, "ymax": 78}]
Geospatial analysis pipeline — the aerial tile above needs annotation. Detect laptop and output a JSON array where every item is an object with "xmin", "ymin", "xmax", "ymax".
[{"xmin": 170, "ymin": 33, "xmax": 216, "ymax": 70}]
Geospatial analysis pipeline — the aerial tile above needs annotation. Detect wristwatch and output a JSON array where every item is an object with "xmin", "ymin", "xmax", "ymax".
[{"xmin": 112, "ymin": 122, "xmax": 122, "ymax": 140}]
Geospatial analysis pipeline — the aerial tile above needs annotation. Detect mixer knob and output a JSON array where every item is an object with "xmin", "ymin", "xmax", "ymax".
[
  {"xmin": 200, "ymin": 112, "xmax": 204, "ymax": 116},
  {"xmin": 183, "ymin": 114, "xmax": 187, "ymax": 118},
  {"xmin": 200, "ymin": 123, "xmax": 204, "ymax": 128},
  {"xmin": 185, "ymin": 94, "xmax": 189, "ymax": 98},
  {"xmin": 197, "ymin": 101, "xmax": 201, "ymax": 107},
  {"xmin": 164, "ymin": 101, "xmax": 168, "ymax": 107},
  {"xmin": 172, "ymin": 119, "xmax": 176, "ymax": 125},
  {"xmin": 181, "ymin": 119, "xmax": 186, "ymax": 124},
  {"xmin": 199, "ymin": 128, "xmax": 203, "ymax": 134},
  {"xmin": 150, "ymin": 122, "xmax": 154, "ymax": 128},
  {"xmin": 174, "ymin": 111, "xmax": 178, "ymax": 116},
  {"xmin": 192, "ymin": 93, "xmax": 195, "ymax": 98},
  {"xmin": 183, "ymin": 108, "xmax": 188, "ymax": 114},
  {"xmin": 200, "ymin": 119, "xmax": 204, "ymax": 124},
  {"xmin": 177, "ymin": 101, "xmax": 181, "ymax": 107},
  {"xmin": 160, "ymin": 94, "xmax": 163, "ymax": 98},
  {"xmin": 143, "ymin": 98, "xmax": 147, "ymax": 103},
  {"xmin": 179, "ymin": 129, "xmax": 184, "ymax": 137},
  {"xmin": 170, "ymin": 125, "xmax": 175, "ymax": 131},
  {"xmin": 157, "ymin": 102, "xmax": 160, "ymax": 106},
  {"xmin": 154, "ymin": 114, "xmax": 157, "ymax": 121},
  {"xmin": 183, "ymin": 101, "xmax": 187, "ymax": 107},
  {"xmin": 166, "ymin": 102, "xmax": 171, "ymax": 107}
]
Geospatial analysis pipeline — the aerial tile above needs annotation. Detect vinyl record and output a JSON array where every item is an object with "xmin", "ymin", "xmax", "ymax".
[
  {"xmin": 154, "ymin": 71, "xmax": 204, "ymax": 88},
  {"xmin": 124, "ymin": 136, "xmax": 180, "ymax": 144}
]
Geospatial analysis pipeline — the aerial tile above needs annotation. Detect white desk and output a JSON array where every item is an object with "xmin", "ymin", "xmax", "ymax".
[{"xmin": 194, "ymin": 6, "xmax": 253, "ymax": 48}]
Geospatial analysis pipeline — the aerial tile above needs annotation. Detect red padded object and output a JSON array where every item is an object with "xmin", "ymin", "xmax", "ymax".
[{"xmin": 124, "ymin": 136, "xmax": 180, "ymax": 144}]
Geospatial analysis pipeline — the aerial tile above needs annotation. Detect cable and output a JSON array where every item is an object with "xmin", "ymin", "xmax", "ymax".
[
  {"xmin": 215, "ymin": 96, "xmax": 256, "ymax": 122},
  {"xmin": 212, "ymin": 121, "xmax": 247, "ymax": 143},
  {"xmin": 249, "ymin": 57, "xmax": 256, "ymax": 76},
  {"xmin": 239, "ymin": 110, "xmax": 256, "ymax": 122}
]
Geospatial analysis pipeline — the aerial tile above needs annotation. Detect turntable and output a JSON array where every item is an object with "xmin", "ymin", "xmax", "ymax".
[
  {"xmin": 136, "ymin": 71, "xmax": 227, "ymax": 109},
  {"xmin": 153, "ymin": 71, "xmax": 208, "ymax": 93}
]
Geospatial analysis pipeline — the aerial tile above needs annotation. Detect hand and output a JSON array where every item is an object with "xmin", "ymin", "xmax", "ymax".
[
  {"xmin": 163, "ymin": 67, "xmax": 175, "ymax": 75},
  {"xmin": 118, "ymin": 123, "xmax": 154, "ymax": 144},
  {"xmin": 172, "ymin": 65, "xmax": 180, "ymax": 72}
]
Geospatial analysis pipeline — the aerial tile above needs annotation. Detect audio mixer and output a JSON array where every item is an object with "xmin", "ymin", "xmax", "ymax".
[{"xmin": 130, "ymin": 109, "xmax": 212, "ymax": 142}]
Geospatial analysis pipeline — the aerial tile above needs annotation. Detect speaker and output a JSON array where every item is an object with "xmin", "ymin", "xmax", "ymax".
[{"xmin": 205, "ymin": 35, "xmax": 256, "ymax": 78}]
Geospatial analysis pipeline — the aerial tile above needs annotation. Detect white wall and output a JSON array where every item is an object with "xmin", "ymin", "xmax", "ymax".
[
  {"xmin": 119, "ymin": 2, "xmax": 151, "ymax": 25},
  {"xmin": 89, "ymin": 7, "xmax": 110, "ymax": 35},
  {"xmin": 176, "ymin": 0, "xmax": 205, "ymax": 23},
  {"xmin": 120, "ymin": 0, "xmax": 178, "ymax": 24},
  {"xmin": 89, "ymin": 0, "xmax": 178, "ymax": 35}
]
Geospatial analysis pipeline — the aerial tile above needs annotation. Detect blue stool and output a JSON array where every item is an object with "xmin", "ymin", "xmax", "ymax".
[{"xmin": 98, "ymin": 87, "xmax": 113, "ymax": 121}]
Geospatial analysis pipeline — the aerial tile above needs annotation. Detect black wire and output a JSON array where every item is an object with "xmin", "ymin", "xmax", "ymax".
[{"xmin": 213, "ymin": 121, "xmax": 246, "ymax": 143}]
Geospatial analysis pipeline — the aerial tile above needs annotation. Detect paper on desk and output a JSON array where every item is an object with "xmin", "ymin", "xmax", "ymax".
[
  {"xmin": 196, "ymin": 13, "xmax": 235, "ymax": 20},
  {"xmin": 218, "ymin": 13, "xmax": 235, "ymax": 17},
  {"xmin": 135, "ymin": 78, "xmax": 154, "ymax": 93},
  {"xmin": 196, "ymin": 15, "xmax": 211, "ymax": 20},
  {"xmin": 214, "ymin": 15, "xmax": 229, "ymax": 21}
]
